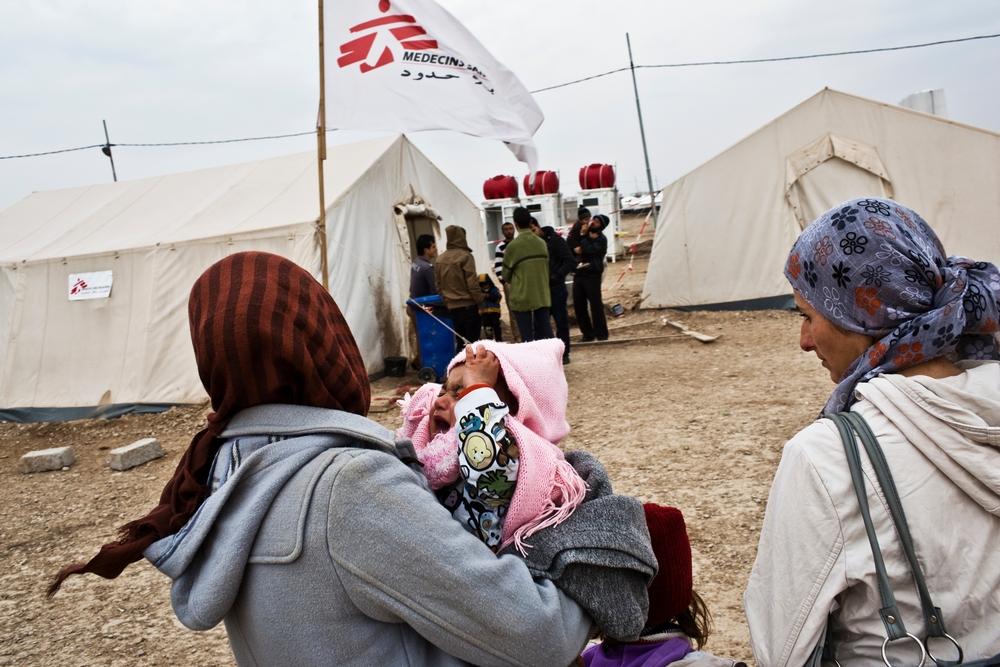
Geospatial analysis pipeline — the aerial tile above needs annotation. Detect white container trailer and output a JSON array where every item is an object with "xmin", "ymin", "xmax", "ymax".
[
  {"xmin": 521, "ymin": 192, "xmax": 563, "ymax": 231},
  {"xmin": 482, "ymin": 197, "xmax": 520, "ymax": 249},
  {"xmin": 482, "ymin": 193, "xmax": 564, "ymax": 253}
]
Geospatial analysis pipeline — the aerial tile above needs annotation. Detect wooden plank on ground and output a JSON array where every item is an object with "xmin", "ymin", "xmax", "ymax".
[{"xmin": 660, "ymin": 318, "xmax": 719, "ymax": 343}]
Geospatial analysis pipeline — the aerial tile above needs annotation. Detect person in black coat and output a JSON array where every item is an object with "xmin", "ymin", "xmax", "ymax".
[
  {"xmin": 572, "ymin": 214, "xmax": 609, "ymax": 342},
  {"xmin": 530, "ymin": 218, "xmax": 576, "ymax": 364}
]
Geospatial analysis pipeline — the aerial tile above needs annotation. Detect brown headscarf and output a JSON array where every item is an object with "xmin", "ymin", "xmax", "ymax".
[{"xmin": 50, "ymin": 251, "xmax": 370, "ymax": 594}]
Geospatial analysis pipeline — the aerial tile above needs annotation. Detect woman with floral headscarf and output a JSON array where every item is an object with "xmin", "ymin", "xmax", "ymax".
[
  {"xmin": 49, "ymin": 252, "xmax": 592, "ymax": 667},
  {"xmin": 745, "ymin": 199, "xmax": 1000, "ymax": 665}
]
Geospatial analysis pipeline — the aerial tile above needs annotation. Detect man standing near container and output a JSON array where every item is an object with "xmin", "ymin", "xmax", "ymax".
[
  {"xmin": 530, "ymin": 218, "xmax": 575, "ymax": 364},
  {"xmin": 434, "ymin": 225, "xmax": 484, "ymax": 351},
  {"xmin": 493, "ymin": 220, "xmax": 520, "ymax": 342},
  {"xmin": 573, "ymin": 214, "xmax": 610, "ymax": 342},
  {"xmin": 503, "ymin": 207, "xmax": 552, "ymax": 342}
]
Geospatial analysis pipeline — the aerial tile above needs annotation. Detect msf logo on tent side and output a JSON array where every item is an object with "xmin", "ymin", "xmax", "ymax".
[
  {"xmin": 337, "ymin": 0, "xmax": 438, "ymax": 73},
  {"xmin": 70, "ymin": 278, "xmax": 88, "ymax": 296}
]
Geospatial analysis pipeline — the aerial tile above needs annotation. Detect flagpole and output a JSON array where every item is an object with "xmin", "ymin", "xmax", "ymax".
[
  {"xmin": 316, "ymin": 0, "xmax": 331, "ymax": 290},
  {"xmin": 625, "ymin": 32, "xmax": 658, "ymax": 224}
]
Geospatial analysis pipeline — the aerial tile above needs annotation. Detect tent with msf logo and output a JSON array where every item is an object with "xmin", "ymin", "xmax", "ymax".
[
  {"xmin": 641, "ymin": 88, "xmax": 1000, "ymax": 309},
  {"xmin": 0, "ymin": 134, "xmax": 486, "ymax": 420}
]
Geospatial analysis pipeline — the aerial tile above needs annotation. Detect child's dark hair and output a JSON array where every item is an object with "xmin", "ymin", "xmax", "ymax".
[
  {"xmin": 671, "ymin": 590, "xmax": 712, "ymax": 649},
  {"xmin": 606, "ymin": 589, "xmax": 712, "ymax": 650},
  {"xmin": 416, "ymin": 234, "xmax": 436, "ymax": 255}
]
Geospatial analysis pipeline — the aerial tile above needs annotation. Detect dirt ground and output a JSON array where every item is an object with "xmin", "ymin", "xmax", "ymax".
[{"xmin": 0, "ymin": 216, "xmax": 832, "ymax": 666}]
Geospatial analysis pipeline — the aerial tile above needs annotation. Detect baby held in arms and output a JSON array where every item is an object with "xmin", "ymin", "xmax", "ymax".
[
  {"xmin": 398, "ymin": 339, "xmax": 658, "ymax": 641},
  {"xmin": 398, "ymin": 340, "xmax": 585, "ymax": 552}
]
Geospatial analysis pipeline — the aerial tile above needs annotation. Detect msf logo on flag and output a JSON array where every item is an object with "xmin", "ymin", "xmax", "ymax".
[
  {"xmin": 70, "ymin": 278, "xmax": 88, "ymax": 296},
  {"xmin": 338, "ymin": 0, "xmax": 438, "ymax": 73}
]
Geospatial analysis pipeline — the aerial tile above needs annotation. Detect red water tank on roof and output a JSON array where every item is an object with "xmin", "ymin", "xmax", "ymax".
[
  {"xmin": 483, "ymin": 175, "xmax": 518, "ymax": 200},
  {"xmin": 579, "ymin": 163, "xmax": 616, "ymax": 190},
  {"xmin": 522, "ymin": 171, "xmax": 560, "ymax": 196}
]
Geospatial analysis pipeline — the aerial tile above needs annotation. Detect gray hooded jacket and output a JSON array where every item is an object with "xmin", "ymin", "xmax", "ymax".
[{"xmin": 145, "ymin": 404, "xmax": 590, "ymax": 666}]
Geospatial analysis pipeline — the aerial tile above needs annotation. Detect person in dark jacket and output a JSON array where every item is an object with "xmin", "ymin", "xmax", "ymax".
[
  {"xmin": 573, "ymin": 214, "xmax": 610, "ymax": 341},
  {"xmin": 408, "ymin": 234, "xmax": 438, "ymax": 368},
  {"xmin": 531, "ymin": 218, "xmax": 575, "ymax": 364},
  {"xmin": 409, "ymin": 234, "xmax": 438, "ymax": 301}
]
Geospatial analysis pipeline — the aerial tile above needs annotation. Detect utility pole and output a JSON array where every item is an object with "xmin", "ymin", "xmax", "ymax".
[
  {"xmin": 316, "ymin": 0, "xmax": 330, "ymax": 289},
  {"xmin": 101, "ymin": 120, "xmax": 117, "ymax": 182},
  {"xmin": 625, "ymin": 33, "xmax": 657, "ymax": 222}
]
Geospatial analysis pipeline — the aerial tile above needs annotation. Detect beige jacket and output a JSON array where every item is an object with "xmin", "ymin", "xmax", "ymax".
[{"xmin": 745, "ymin": 361, "xmax": 1000, "ymax": 666}]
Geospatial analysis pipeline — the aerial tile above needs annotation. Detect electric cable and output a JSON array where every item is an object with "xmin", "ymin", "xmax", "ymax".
[{"xmin": 528, "ymin": 31, "xmax": 1000, "ymax": 93}]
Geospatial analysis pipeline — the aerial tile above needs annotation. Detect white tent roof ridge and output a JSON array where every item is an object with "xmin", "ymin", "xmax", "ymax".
[
  {"xmin": 828, "ymin": 87, "xmax": 1000, "ymax": 138},
  {"xmin": 666, "ymin": 87, "xmax": 999, "ymax": 188},
  {"xmin": 0, "ymin": 134, "xmax": 408, "ymax": 264}
]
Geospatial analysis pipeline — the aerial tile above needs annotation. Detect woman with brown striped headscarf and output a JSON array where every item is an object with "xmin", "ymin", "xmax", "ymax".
[
  {"xmin": 49, "ymin": 251, "xmax": 592, "ymax": 667},
  {"xmin": 49, "ymin": 251, "xmax": 371, "ymax": 591}
]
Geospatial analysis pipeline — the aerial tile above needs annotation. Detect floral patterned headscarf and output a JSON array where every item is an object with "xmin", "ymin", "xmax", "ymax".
[{"xmin": 785, "ymin": 197, "xmax": 1000, "ymax": 415}]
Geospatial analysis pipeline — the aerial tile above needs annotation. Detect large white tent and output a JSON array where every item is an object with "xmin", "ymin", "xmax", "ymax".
[
  {"xmin": 0, "ymin": 134, "xmax": 486, "ymax": 416},
  {"xmin": 641, "ymin": 88, "xmax": 1000, "ymax": 309}
]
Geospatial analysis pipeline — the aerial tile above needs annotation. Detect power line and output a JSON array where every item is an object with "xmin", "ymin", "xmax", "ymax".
[
  {"xmin": 0, "ymin": 130, "xmax": 322, "ymax": 161},
  {"xmin": 0, "ymin": 144, "xmax": 104, "ymax": 160},
  {"xmin": 115, "ymin": 129, "xmax": 318, "ymax": 147},
  {"xmin": 2, "ymin": 31, "xmax": 998, "ymax": 160},
  {"xmin": 528, "ymin": 31, "xmax": 1000, "ymax": 93},
  {"xmin": 530, "ymin": 66, "xmax": 630, "ymax": 94},
  {"xmin": 638, "ymin": 32, "xmax": 1000, "ymax": 70}
]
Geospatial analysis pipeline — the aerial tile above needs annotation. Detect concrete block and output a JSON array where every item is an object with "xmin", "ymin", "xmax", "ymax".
[
  {"xmin": 19, "ymin": 447, "xmax": 75, "ymax": 474},
  {"xmin": 108, "ymin": 438, "xmax": 165, "ymax": 471}
]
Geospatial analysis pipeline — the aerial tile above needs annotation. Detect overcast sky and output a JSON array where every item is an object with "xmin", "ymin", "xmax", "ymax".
[{"xmin": 1, "ymin": 1, "xmax": 998, "ymax": 212}]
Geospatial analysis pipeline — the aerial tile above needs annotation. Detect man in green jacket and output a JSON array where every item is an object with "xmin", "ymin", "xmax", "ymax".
[{"xmin": 502, "ymin": 207, "xmax": 552, "ymax": 342}]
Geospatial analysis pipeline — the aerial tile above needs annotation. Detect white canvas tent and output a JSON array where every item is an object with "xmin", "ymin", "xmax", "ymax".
[
  {"xmin": 0, "ymin": 134, "xmax": 486, "ymax": 415},
  {"xmin": 641, "ymin": 88, "xmax": 1000, "ymax": 309}
]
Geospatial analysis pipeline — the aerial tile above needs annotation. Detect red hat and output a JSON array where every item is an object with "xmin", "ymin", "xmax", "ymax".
[{"xmin": 642, "ymin": 503, "xmax": 693, "ymax": 629}]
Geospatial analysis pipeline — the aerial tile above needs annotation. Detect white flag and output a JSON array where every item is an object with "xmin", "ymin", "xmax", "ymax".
[{"xmin": 326, "ymin": 0, "xmax": 543, "ymax": 170}]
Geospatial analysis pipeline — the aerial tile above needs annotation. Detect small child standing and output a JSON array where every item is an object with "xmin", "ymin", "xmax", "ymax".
[
  {"xmin": 580, "ymin": 504, "xmax": 748, "ymax": 667},
  {"xmin": 478, "ymin": 273, "xmax": 503, "ymax": 341}
]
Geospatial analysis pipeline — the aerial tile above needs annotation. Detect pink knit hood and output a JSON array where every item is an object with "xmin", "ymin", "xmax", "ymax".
[
  {"xmin": 448, "ymin": 339, "xmax": 586, "ymax": 553},
  {"xmin": 395, "ymin": 382, "xmax": 460, "ymax": 490}
]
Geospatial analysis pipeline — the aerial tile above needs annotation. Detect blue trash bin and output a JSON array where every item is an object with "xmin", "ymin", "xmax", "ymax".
[{"xmin": 409, "ymin": 295, "xmax": 454, "ymax": 383}]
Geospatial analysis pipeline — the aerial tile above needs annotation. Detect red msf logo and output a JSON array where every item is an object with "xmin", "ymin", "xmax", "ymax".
[
  {"xmin": 70, "ymin": 278, "xmax": 88, "ymax": 295},
  {"xmin": 338, "ymin": 1, "xmax": 438, "ymax": 73}
]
